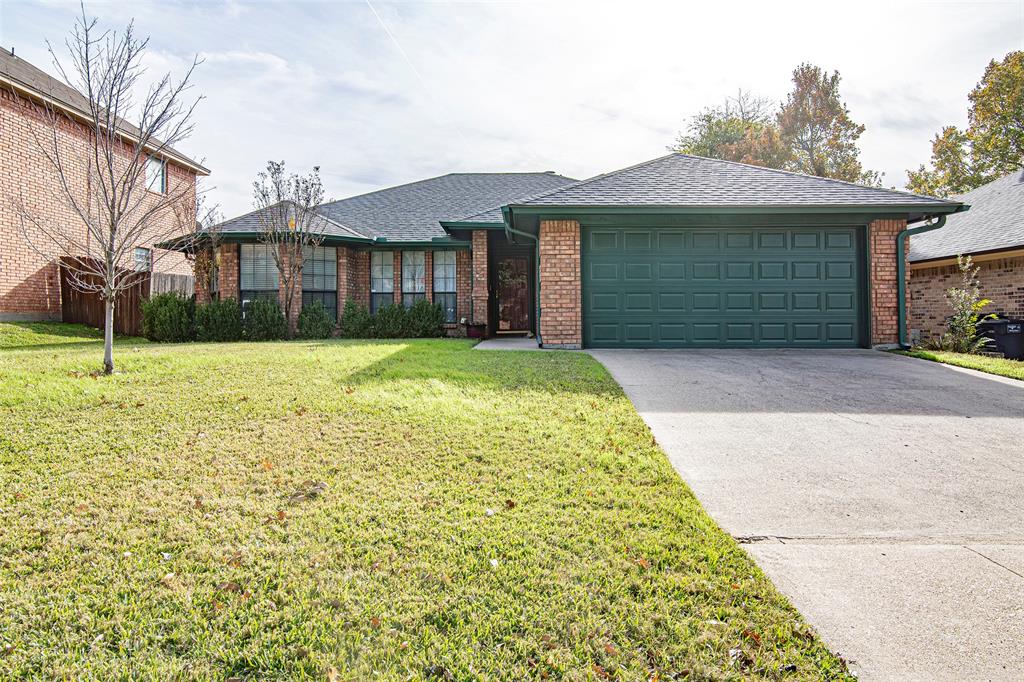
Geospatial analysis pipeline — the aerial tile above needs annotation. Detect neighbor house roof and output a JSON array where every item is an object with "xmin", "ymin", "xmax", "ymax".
[
  {"xmin": 909, "ymin": 170, "xmax": 1024, "ymax": 262},
  {"xmin": 0, "ymin": 48, "xmax": 209, "ymax": 175},
  {"xmin": 510, "ymin": 153, "xmax": 963, "ymax": 213}
]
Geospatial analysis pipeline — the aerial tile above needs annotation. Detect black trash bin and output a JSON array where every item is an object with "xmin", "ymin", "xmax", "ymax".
[{"xmin": 978, "ymin": 317, "xmax": 1023, "ymax": 360}]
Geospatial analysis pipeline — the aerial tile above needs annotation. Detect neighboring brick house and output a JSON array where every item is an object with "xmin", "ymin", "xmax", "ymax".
[
  {"xmin": 172, "ymin": 153, "xmax": 964, "ymax": 349},
  {"xmin": 909, "ymin": 171, "xmax": 1024, "ymax": 341},
  {"xmin": 0, "ymin": 49, "xmax": 209, "ymax": 321}
]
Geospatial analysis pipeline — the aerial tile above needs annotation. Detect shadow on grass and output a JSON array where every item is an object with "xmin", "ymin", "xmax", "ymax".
[{"xmin": 0, "ymin": 322, "xmax": 146, "ymax": 351}]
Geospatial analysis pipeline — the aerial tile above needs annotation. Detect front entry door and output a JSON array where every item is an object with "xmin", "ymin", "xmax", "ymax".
[{"xmin": 496, "ymin": 256, "xmax": 529, "ymax": 331}]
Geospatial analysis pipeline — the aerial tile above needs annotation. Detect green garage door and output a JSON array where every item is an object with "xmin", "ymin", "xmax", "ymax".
[{"xmin": 582, "ymin": 226, "xmax": 865, "ymax": 348}]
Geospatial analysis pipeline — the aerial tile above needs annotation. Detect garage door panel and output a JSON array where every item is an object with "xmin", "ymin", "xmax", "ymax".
[{"xmin": 583, "ymin": 226, "xmax": 863, "ymax": 348}]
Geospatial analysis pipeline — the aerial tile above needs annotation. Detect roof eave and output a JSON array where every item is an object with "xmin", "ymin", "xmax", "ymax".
[{"xmin": 505, "ymin": 203, "xmax": 967, "ymax": 216}]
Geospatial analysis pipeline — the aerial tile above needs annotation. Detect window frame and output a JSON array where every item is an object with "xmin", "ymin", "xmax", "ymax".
[
  {"xmin": 301, "ymin": 245, "xmax": 338, "ymax": 321},
  {"xmin": 370, "ymin": 251, "xmax": 394, "ymax": 313},
  {"xmin": 133, "ymin": 247, "xmax": 152, "ymax": 272},
  {"xmin": 401, "ymin": 250, "xmax": 426, "ymax": 308},
  {"xmin": 432, "ymin": 250, "xmax": 457, "ymax": 323},
  {"xmin": 239, "ymin": 243, "xmax": 280, "ymax": 315},
  {"xmin": 145, "ymin": 155, "xmax": 167, "ymax": 194}
]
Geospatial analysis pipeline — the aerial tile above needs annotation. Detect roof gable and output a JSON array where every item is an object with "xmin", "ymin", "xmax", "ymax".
[
  {"xmin": 514, "ymin": 153, "xmax": 961, "ymax": 210},
  {"xmin": 910, "ymin": 170, "xmax": 1024, "ymax": 261}
]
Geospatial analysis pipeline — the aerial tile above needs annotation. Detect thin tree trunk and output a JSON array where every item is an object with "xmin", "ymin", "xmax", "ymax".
[{"xmin": 103, "ymin": 297, "xmax": 115, "ymax": 374}]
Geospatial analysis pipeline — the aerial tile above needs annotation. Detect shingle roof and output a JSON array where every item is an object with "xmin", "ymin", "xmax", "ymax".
[
  {"xmin": 208, "ymin": 172, "xmax": 577, "ymax": 242},
  {"xmin": 319, "ymin": 172, "xmax": 577, "ymax": 240},
  {"xmin": 0, "ymin": 49, "xmax": 208, "ymax": 174},
  {"xmin": 909, "ymin": 170, "xmax": 1024, "ymax": 262},
  {"xmin": 514, "ymin": 153, "xmax": 961, "ymax": 209}
]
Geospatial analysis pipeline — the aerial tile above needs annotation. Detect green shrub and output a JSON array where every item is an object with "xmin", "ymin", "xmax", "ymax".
[
  {"xmin": 194, "ymin": 298, "xmax": 242, "ymax": 342},
  {"xmin": 938, "ymin": 255, "xmax": 995, "ymax": 354},
  {"xmin": 406, "ymin": 299, "xmax": 444, "ymax": 337},
  {"xmin": 141, "ymin": 292, "xmax": 194, "ymax": 342},
  {"xmin": 340, "ymin": 300, "xmax": 373, "ymax": 338},
  {"xmin": 297, "ymin": 301, "xmax": 335, "ymax": 339},
  {"xmin": 243, "ymin": 299, "xmax": 287, "ymax": 341},
  {"xmin": 371, "ymin": 303, "xmax": 407, "ymax": 338}
]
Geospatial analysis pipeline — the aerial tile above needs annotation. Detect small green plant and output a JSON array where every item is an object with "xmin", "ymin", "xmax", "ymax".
[
  {"xmin": 340, "ymin": 300, "xmax": 373, "ymax": 338},
  {"xmin": 931, "ymin": 255, "xmax": 994, "ymax": 354},
  {"xmin": 243, "ymin": 299, "xmax": 287, "ymax": 341},
  {"xmin": 141, "ymin": 292, "xmax": 194, "ymax": 342},
  {"xmin": 371, "ymin": 303, "xmax": 407, "ymax": 338},
  {"xmin": 194, "ymin": 298, "xmax": 242, "ymax": 342},
  {"xmin": 297, "ymin": 301, "xmax": 335, "ymax": 339},
  {"xmin": 406, "ymin": 298, "xmax": 445, "ymax": 338}
]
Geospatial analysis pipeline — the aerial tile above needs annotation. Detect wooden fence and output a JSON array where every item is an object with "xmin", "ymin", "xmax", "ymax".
[
  {"xmin": 152, "ymin": 272, "xmax": 194, "ymax": 296},
  {"xmin": 59, "ymin": 257, "xmax": 150, "ymax": 336}
]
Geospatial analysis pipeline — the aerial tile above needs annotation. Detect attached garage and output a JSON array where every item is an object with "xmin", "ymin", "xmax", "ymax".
[
  {"xmin": 582, "ymin": 226, "xmax": 865, "ymax": 348},
  {"xmin": 499, "ymin": 153, "xmax": 967, "ymax": 350}
]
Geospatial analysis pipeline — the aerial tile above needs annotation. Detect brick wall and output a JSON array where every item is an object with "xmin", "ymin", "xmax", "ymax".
[
  {"xmin": 217, "ymin": 244, "xmax": 239, "ymax": 301},
  {"xmin": 911, "ymin": 255, "xmax": 1024, "ymax": 340},
  {"xmin": 868, "ymin": 218, "xmax": 908, "ymax": 346},
  {"xmin": 277, "ymin": 247, "xmax": 301, "ymax": 333},
  {"xmin": 538, "ymin": 219, "xmax": 581, "ymax": 348},
  {"xmin": 0, "ymin": 84, "xmax": 198, "ymax": 320},
  {"xmin": 456, "ymin": 249, "xmax": 471, "ymax": 324},
  {"xmin": 471, "ymin": 231, "xmax": 489, "ymax": 327}
]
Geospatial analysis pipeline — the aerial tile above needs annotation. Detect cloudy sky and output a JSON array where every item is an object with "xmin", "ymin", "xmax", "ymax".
[{"xmin": 2, "ymin": 0, "xmax": 1021, "ymax": 216}]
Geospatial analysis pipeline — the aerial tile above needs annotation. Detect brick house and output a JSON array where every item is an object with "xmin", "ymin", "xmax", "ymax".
[
  {"xmin": 174, "ymin": 153, "xmax": 965, "ymax": 349},
  {"xmin": 0, "ymin": 49, "xmax": 209, "ymax": 322},
  {"xmin": 910, "ymin": 171, "xmax": 1024, "ymax": 341}
]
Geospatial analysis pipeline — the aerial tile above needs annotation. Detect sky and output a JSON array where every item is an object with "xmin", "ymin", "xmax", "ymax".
[{"xmin": 1, "ymin": 0, "xmax": 1021, "ymax": 217}]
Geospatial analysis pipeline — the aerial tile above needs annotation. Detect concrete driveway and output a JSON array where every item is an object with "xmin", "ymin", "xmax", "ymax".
[{"xmin": 590, "ymin": 349, "xmax": 1024, "ymax": 681}]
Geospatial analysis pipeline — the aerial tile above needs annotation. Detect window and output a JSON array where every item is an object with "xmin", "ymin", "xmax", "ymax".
[
  {"xmin": 302, "ymin": 245, "xmax": 337, "ymax": 321},
  {"xmin": 239, "ymin": 243, "xmax": 279, "ymax": 313},
  {"xmin": 370, "ymin": 251, "xmax": 394, "ymax": 313},
  {"xmin": 401, "ymin": 251, "xmax": 426, "ymax": 308},
  {"xmin": 133, "ymin": 247, "xmax": 151, "ymax": 272},
  {"xmin": 433, "ymin": 250, "xmax": 457, "ymax": 323},
  {"xmin": 145, "ymin": 155, "xmax": 166, "ymax": 193}
]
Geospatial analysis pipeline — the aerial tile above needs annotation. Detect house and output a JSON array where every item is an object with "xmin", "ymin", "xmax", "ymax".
[
  {"xmin": 178, "ymin": 153, "xmax": 965, "ymax": 349},
  {"xmin": 910, "ymin": 171, "xmax": 1024, "ymax": 340},
  {"xmin": 0, "ymin": 49, "xmax": 209, "ymax": 321}
]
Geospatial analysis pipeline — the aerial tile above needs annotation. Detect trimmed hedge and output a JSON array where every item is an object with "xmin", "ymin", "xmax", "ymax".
[
  {"xmin": 297, "ymin": 301, "xmax": 335, "ymax": 339},
  {"xmin": 340, "ymin": 300, "xmax": 444, "ymax": 339},
  {"xmin": 141, "ymin": 293, "xmax": 194, "ymax": 342},
  {"xmin": 195, "ymin": 298, "xmax": 242, "ymax": 342},
  {"xmin": 243, "ymin": 299, "xmax": 287, "ymax": 341}
]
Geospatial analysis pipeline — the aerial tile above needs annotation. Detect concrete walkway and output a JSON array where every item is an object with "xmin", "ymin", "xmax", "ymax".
[
  {"xmin": 590, "ymin": 349, "xmax": 1024, "ymax": 681},
  {"xmin": 473, "ymin": 336, "xmax": 543, "ymax": 351}
]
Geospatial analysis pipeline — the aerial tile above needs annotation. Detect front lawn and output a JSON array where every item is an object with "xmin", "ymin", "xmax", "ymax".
[
  {"xmin": 898, "ymin": 349, "xmax": 1024, "ymax": 381},
  {"xmin": 0, "ymin": 331, "xmax": 849, "ymax": 680}
]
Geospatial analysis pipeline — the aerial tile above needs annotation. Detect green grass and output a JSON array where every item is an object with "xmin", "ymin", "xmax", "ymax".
[
  {"xmin": 0, "ymin": 321, "xmax": 144, "ymax": 350},
  {"xmin": 0, "ymin": 328, "xmax": 850, "ymax": 680},
  {"xmin": 898, "ymin": 349, "xmax": 1024, "ymax": 381}
]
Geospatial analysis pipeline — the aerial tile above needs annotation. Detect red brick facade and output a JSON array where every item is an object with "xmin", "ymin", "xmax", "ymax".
[
  {"xmin": 910, "ymin": 254, "xmax": 1024, "ymax": 340},
  {"xmin": 868, "ymin": 218, "xmax": 909, "ymax": 346},
  {"xmin": 538, "ymin": 219, "xmax": 582, "ymax": 348},
  {"xmin": 0, "ymin": 82, "xmax": 199, "ymax": 321},
  {"xmin": 471, "ymin": 230, "xmax": 489, "ymax": 327}
]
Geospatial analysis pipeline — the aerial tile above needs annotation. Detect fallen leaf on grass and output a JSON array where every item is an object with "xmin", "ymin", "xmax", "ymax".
[
  {"xmin": 370, "ymin": 616, "xmax": 381, "ymax": 628},
  {"xmin": 326, "ymin": 667, "xmax": 341, "ymax": 682},
  {"xmin": 217, "ymin": 581, "xmax": 241, "ymax": 593},
  {"xmin": 635, "ymin": 558, "xmax": 651, "ymax": 570},
  {"xmin": 159, "ymin": 573, "xmax": 176, "ymax": 588},
  {"xmin": 290, "ymin": 481, "xmax": 327, "ymax": 503},
  {"xmin": 742, "ymin": 629, "xmax": 761, "ymax": 646},
  {"xmin": 604, "ymin": 643, "xmax": 618, "ymax": 656},
  {"xmin": 505, "ymin": 499, "xmax": 516, "ymax": 509},
  {"xmin": 261, "ymin": 460, "xmax": 274, "ymax": 471}
]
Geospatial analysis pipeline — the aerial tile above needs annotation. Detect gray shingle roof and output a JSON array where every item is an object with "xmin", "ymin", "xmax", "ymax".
[
  {"xmin": 0, "ymin": 49, "xmax": 208, "ymax": 174},
  {"xmin": 209, "ymin": 172, "xmax": 577, "ymax": 242},
  {"xmin": 321, "ymin": 172, "xmax": 577, "ymax": 240},
  {"xmin": 910, "ymin": 170, "xmax": 1024, "ymax": 262},
  {"xmin": 514, "ymin": 153, "xmax": 961, "ymax": 209}
]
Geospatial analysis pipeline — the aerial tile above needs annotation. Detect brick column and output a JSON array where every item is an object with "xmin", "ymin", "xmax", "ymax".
[
  {"xmin": 538, "ymin": 219, "xmax": 581, "ymax": 348},
  {"xmin": 869, "ymin": 218, "xmax": 908, "ymax": 346},
  {"xmin": 336, "ymin": 246, "xmax": 350, "ymax": 318},
  {"xmin": 456, "ymin": 250, "xmax": 471, "ymax": 324},
  {"xmin": 351, "ymin": 250, "xmax": 369, "ymax": 308},
  {"xmin": 194, "ymin": 248, "xmax": 212, "ymax": 305},
  {"xmin": 424, "ymin": 250, "xmax": 434, "ymax": 301},
  {"xmin": 217, "ymin": 244, "xmax": 239, "ymax": 301},
  {"xmin": 471, "ymin": 230, "xmax": 489, "ymax": 328}
]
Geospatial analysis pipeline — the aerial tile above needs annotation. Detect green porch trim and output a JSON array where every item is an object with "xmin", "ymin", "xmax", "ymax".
[
  {"xmin": 438, "ymin": 221, "xmax": 506, "ymax": 230},
  {"xmin": 157, "ymin": 233, "xmax": 471, "ymax": 252}
]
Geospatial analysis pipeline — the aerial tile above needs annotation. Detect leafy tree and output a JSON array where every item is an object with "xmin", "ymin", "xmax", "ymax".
[
  {"xmin": 777, "ymin": 64, "xmax": 876, "ymax": 183},
  {"xmin": 907, "ymin": 51, "xmax": 1024, "ymax": 197},
  {"xmin": 672, "ymin": 66, "xmax": 880, "ymax": 184}
]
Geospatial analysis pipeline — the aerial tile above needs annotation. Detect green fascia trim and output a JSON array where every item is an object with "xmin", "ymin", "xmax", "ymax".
[
  {"xmin": 158, "ymin": 232, "xmax": 470, "ymax": 252},
  {"xmin": 507, "ymin": 203, "xmax": 966, "ymax": 216},
  {"xmin": 438, "ymin": 221, "xmax": 506, "ymax": 230}
]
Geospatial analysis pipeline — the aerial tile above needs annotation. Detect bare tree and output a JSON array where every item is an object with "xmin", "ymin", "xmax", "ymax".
[
  {"xmin": 252, "ymin": 161, "xmax": 329, "ymax": 337},
  {"xmin": 8, "ymin": 6, "xmax": 203, "ymax": 373},
  {"xmin": 179, "ymin": 184, "xmax": 223, "ymax": 298}
]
